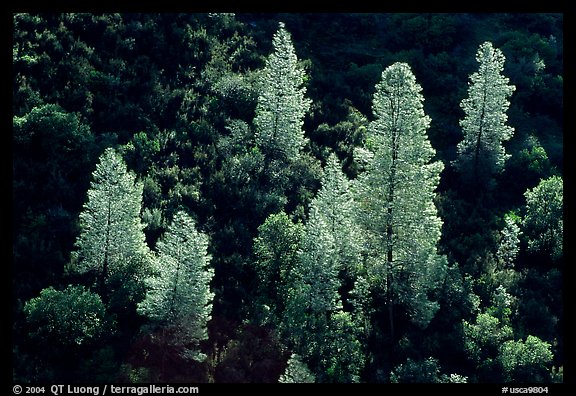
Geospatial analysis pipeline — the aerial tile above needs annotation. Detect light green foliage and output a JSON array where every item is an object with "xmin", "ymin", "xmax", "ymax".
[
  {"xmin": 486, "ymin": 285, "xmax": 516, "ymax": 325},
  {"xmin": 122, "ymin": 131, "xmax": 161, "ymax": 174},
  {"xmin": 24, "ymin": 285, "xmax": 108, "ymax": 347},
  {"xmin": 477, "ymin": 213, "xmax": 523, "ymax": 297},
  {"xmin": 138, "ymin": 211, "xmax": 214, "ymax": 346},
  {"xmin": 72, "ymin": 147, "xmax": 151, "ymax": 303},
  {"xmin": 321, "ymin": 311, "xmax": 365, "ymax": 382},
  {"xmin": 354, "ymin": 62, "xmax": 446, "ymax": 330},
  {"xmin": 497, "ymin": 212, "xmax": 522, "ymax": 269},
  {"xmin": 463, "ymin": 312, "xmax": 514, "ymax": 365},
  {"xmin": 279, "ymin": 353, "xmax": 315, "ymax": 383},
  {"xmin": 523, "ymin": 176, "xmax": 563, "ymax": 261},
  {"xmin": 13, "ymin": 104, "xmax": 92, "ymax": 152},
  {"xmin": 463, "ymin": 282, "xmax": 555, "ymax": 383},
  {"xmin": 499, "ymin": 335, "xmax": 553, "ymax": 382},
  {"xmin": 289, "ymin": 210, "xmax": 342, "ymax": 319},
  {"xmin": 253, "ymin": 211, "xmax": 304, "ymax": 323},
  {"xmin": 282, "ymin": 282, "xmax": 315, "ymax": 350},
  {"xmin": 294, "ymin": 160, "xmax": 351, "ymax": 312},
  {"xmin": 455, "ymin": 42, "xmax": 516, "ymax": 181},
  {"xmin": 443, "ymin": 373, "xmax": 469, "ymax": 383},
  {"xmin": 254, "ymin": 22, "xmax": 311, "ymax": 161},
  {"xmin": 283, "ymin": 274, "xmax": 364, "ymax": 382},
  {"xmin": 312, "ymin": 154, "xmax": 363, "ymax": 274},
  {"xmin": 282, "ymin": 155, "xmax": 361, "ymax": 326},
  {"xmin": 518, "ymin": 136, "xmax": 551, "ymax": 175}
]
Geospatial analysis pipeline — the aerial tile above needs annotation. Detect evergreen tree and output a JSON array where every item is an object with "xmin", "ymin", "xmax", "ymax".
[
  {"xmin": 499, "ymin": 335, "xmax": 554, "ymax": 382},
  {"xmin": 353, "ymin": 62, "xmax": 447, "ymax": 339},
  {"xmin": 281, "ymin": 155, "xmax": 365, "ymax": 382},
  {"xmin": 496, "ymin": 212, "xmax": 522, "ymax": 269},
  {"xmin": 282, "ymin": 209, "xmax": 363, "ymax": 382},
  {"xmin": 463, "ymin": 311, "xmax": 514, "ymax": 378},
  {"xmin": 254, "ymin": 21, "xmax": 311, "ymax": 161},
  {"xmin": 390, "ymin": 357, "xmax": 468, "ymax": 383},
  {"xmin": 283, "ymin": 209, "xmax": 341, "ymax": 353},
  {"xmin": 463, "ymin": 286, "xmax": 517, "ymax": 381},
  {"xmin": 389, "ymin": 357, "xmax": 442, "ymax": 383},
  {"xmin": 210, "ymin": 21, "xmax": 321, "ymax": 324},
  {"xmin": 137, "ymin": 210, "xmax": 214, "ymax": 361},
  {"xmin": 455, "ymin": 41, "xmax": 516, "ymax": 187},
  {"xmin": 253, "ymin": 211, "xmax": 304, "ymax": 324},
  {"xmin": 522, "ymin": 175, "xmax": 563, "ymax": 262},
  {"xmin": 278, "ymin": 353, "xmax": 315, "ymax": 383},
  {"xmin": 71, "ymin": 147, "xmax": 151, "ymax": 307},
  {"xmin": 312, "ymin": 153, "xmax": 363, "ymax": 275}
]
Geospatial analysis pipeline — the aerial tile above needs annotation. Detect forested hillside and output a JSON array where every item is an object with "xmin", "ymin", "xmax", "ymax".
[{"xmin": 12, "ymin": 13, "xmax": 563, "ymax": 383}]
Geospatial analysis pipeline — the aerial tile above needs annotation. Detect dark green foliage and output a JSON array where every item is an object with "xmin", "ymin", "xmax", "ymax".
[
  {"xmin": 12, "ymin": 13, "xmax": 563, "ymax": 383},
  {"xmin": 71, "ymin": 147, "xmax": 152, "ymax": 315},
  {"xmin": 213, "ymin": 324, "xmax": 289, "ymax": 383},
  {"xmin": 455, "ymin": 42, "xmax": 516, "ymax": 189},
  {"xmin": 522, "ymin": 176, "xmax": 563, "ymax": 262},
  {"xmin": 515, "ymin": 268, "xmax": 562, "ymax": 362},
  {"xmin": 24, "ymin": 285, "xmax": 109, "ymax": 348},
  {"xmin": 137, "ymin": 210, "xmax": 214, "ymax": 363}
]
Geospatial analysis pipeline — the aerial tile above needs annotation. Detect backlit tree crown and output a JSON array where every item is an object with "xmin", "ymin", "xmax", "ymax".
[
  {"xmin": 254, "ymin": 22, "xmax": 311, "ymax": 161},
  {"xmin": 455, "ymin": 41, "xmax": 516, "ymax": 183}
]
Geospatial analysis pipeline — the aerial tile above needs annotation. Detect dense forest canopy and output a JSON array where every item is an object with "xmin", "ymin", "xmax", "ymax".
[{"xmin": 12, "ymin": 13, "xmax": 563, "ymax": 384}]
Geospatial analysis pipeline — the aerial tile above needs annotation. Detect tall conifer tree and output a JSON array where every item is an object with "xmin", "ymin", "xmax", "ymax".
[
  {"xmin": 455, "ymin": 41, "xmax": 516, "ymax": 186},
  {"xmin": 72, "ymin": 147, "xmax": 151, "ymax": 306},
  {"xmin": 138, "ymin": 210, "xmax": 214, "ymax": 361},
  {"xmin": 354, "ymin": 62, "xmax": 447, "ymax": 339}
]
